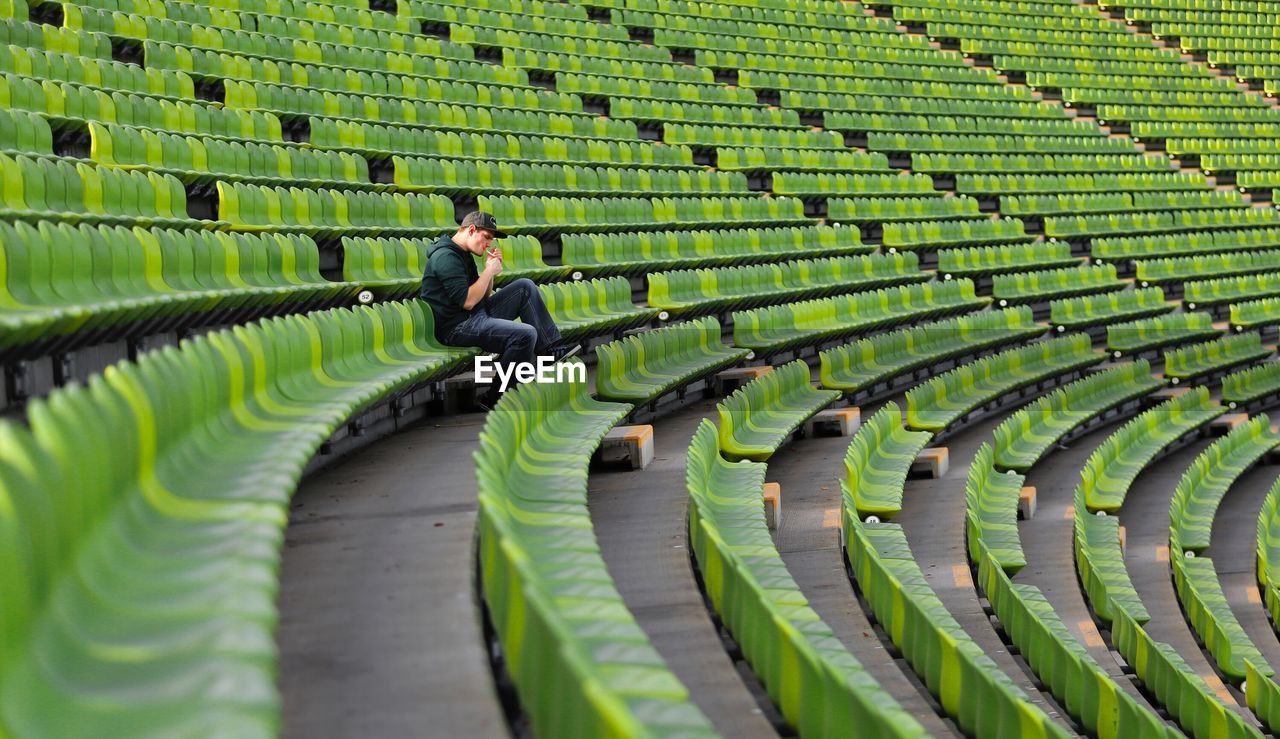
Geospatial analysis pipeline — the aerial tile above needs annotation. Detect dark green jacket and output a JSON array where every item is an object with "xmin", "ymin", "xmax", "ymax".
[{"xmin": 419, "ymin": 235, "xmax": 479, "ymax": 342}]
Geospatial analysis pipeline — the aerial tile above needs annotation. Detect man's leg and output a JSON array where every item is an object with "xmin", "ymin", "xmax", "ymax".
[
  {"xmin": 480, "ymin": 278, "xmax": 564, "ymax": 352},
  {"xmin": 449, "ymin": 312, "xmax": 539, "ymax": 370}
]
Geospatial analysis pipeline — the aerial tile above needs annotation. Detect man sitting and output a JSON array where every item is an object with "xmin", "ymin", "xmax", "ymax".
[{"xmin": 419, "ymin": 210, "xmax": 578, "ymax": 407}]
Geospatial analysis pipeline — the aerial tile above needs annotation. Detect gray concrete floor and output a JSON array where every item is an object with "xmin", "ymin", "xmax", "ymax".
[
  {"xmin": 1210, "ymin": 458, "xmax": 1280, "ymax": 674},
  {"xmin": 767, "ymin": 408, "xmax": 963, "ymax": 737},
  {"xmin": 897, "ymin": 412, "xmax": 1080, "ymax": 734},
  {"xmin": 1121, "ymin": 436, "xmax": 1256, "ymax": 718},
  {"xmin": 276, "ymin": 413, "xmax": 508, "ymax": 739},
  {"xmin": 588, "ymin": 399, "xmax": 781, "ymax": 738},
  {"xmin": 1018, "ymin": 422, "xmax": 1165, "ymax": 713}
]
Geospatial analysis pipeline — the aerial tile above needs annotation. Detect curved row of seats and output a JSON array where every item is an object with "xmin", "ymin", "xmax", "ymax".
[{"xmin": 0, "ymin": 300, "xmax": 475, "ymax": 736}]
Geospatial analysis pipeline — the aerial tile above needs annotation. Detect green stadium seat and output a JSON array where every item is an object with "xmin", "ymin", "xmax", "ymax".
[{"xmin": 716, "ymin": 359, "xmax": 839, "ymax": 461}]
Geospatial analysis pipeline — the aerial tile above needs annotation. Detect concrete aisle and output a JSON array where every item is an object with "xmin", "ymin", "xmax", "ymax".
[
  {"xmin": 276, "ymin": 413, "xmax": 508, "ymax": 739},
  {"xmin": 588, "ymin": 399, "xmax": 780, "ymax": 738},
  {"xmin": 767, "ymin": 400, "xmax": 962, "ymax": 738}
]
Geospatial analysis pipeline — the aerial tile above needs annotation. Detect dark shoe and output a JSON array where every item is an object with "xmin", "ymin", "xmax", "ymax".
[
  {"xmin": 474, "ymin": 385, "xmax": 502, "ymax": 412},
  {"xmin": 545, "ymin": 340, "xmax": 581, "ymax": 363}
]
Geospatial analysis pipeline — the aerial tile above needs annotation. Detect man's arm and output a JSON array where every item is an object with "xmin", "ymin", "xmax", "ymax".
[{"xmin": 462, "ymin": 267, "xmax": 496, "ymax": 310}]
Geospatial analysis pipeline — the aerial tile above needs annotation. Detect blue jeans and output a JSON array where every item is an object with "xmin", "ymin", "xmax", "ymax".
[{"xmin": 444, "ymin": 278, "xmax": 564, "ymax": 367}]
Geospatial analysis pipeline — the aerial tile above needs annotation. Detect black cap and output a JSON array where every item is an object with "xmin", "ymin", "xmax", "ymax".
[{"xmin": 460, "ymin": 210, "xmax": 507, "ymax": 239}]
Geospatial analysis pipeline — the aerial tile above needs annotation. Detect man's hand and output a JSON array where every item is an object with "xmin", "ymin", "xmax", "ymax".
[{"xmin": 484, "ymin": 248, "xmax": 504, "ymax": 277}]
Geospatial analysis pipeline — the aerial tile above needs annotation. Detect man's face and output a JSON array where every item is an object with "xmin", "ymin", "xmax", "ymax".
[{"xmin": 459, "ymin": 225, "xmax": 498, "ymax": 255}]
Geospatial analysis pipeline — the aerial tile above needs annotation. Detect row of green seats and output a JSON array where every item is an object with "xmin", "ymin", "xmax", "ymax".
[
  {"xmin": 342, "ymin": 234, "xmax": 564, "ymax": 300},
  {"xmin": 715, "ymin": 359, "xmax": 839, "ymax": 460},
  {"xmin": 0, "ymin": 43, "xmax": 196, "ymax": 98},
  {"xmin": 500, "ymin": 48, "xmax": 713, "ymax": 83},
  {"xmin": 966, "ymin": 443, "xmax": 1027, "ymax": 573},
  {"xmin": 474, "ymin": 370, "xmax": 718, "ymax": 736},
  {"xmin": 826, "ymin": 111, "xmax": 1100, "ymax": 137},
  {"xmin": 595, "ymin": 316, "xmax": 748, "ymax": 404},
  {"xmin": 418, "ymin": 4, "xmax": 628, "ymax": 40},
  {"xmin": 0, "ymin": 108, "xmax": 52, "ymax": 156},
  {"xmin": 308, "ymin": 118, "xmax": 695, "ymax": 168},
  {"xmin": 1046, "ymin": 207, "xmax": 1280, "ymax": 239},
  {"xmin": 3, "ymin": 74, "xmax": 284, "ymax": 141},
  {"xmin": 1169, "ymin": 138, "xmax": 1280, "ymax": 156},
  {"xmin": 1171, "ymin": 414, "xmax": 1280, "ymax": 552},
  {"xmin": 741, "ymin": 69, "xmax": 1034, "ymax": 101},
  {"xmin": 1076, "ymin": 508, "xmax": 1150, "ymax": 624},
  {"xmin": 1050, "ymin": 287, "xmax": 1175, "ymax": 330},
  {"xmin": 1164, "ymin": 333, "xmax": 1273, "ymax": 384},
  {"xmin": 685, "ymin": 419, "xmax": 928, "ymax": 737},
  {"xmin": 969, "ymin": 35, "xmax": 1181, "ymax": 61},
  {"xmin": 912, "ymin": 152, "xmax": 1175, "ymax": 174},
  {"xmin": 820, "ymin": 307, "xmax": 1044, "ymax": 395},
  {"xmin": 228, "ymin": 86, "xmax": 622, "ymax": 140},
  {"xmin": 664, "ymin": 122, "xmax": 842, "ymax": 149},
  {"xmin": 772, "ymin": 171, "xmax": 938, "ymax": 198},
  {"xmin": 1234, "ymin": 172, "xmax": 1280, "ymax": 189},
  {"xmin": 1080, "ymin": 387, "xmax": 1223, "ymax": 512},
  {"xmin": 0, "ymin": 19, "xmax": 111, "ymax": 59},
  {"xmin": 993, "ymin": 361, "xmax": 1165, "ymax": 472},
  {"xmin": 717, "ymin": 146, "xmax": 891, "ymax": 173},
  {"xmin": 1138, "ymin": 250, "xmax": 1280, "ymax": 286},
  {"xmin": 1222, "ymin": 361, "xmax": 1280, "ymax": 409},
  {"xmin": 217, "ymin": 181, "xmax": 453, "ymax": 236},
  {"xmin": 1176, "ymin": 541, "xmax": 1280, "ymax": 729},
  {"xmin": 905, "ymin": 334, "xmax": 1104, "ymax": 432},
  {"xmin": 610, "ymin": 97, "xmax": 801, "ymax": 127},
  {"xmin": 623, "ymin": 7, "xmax": 897, "ymax": 43},
  {"xmin": 1231, "ymin": 297, "xmax": 1280, "ymax": 330},
  {"xmin": 1111, "ymin": 598, "xmax": 1261, "ymax": 738},
  {"xmin": 1257, "ymin": 477, "xmax": 1280, "ymax": 638},
  {"xmin": 732, "ymin": 279, "xmax": 988, "ymax": 353},
  {"xmin": 1135, "ymin": 121, "xmax": 1280, "ymax": 140},
  {"xmin": 784, "ymin": 90, "xmax": 1064, "ymax": 119},
  {"xmin": 90, "ymin": 121, "xmax": 370, "ymax": 188},
  {"xmin": 392, "ymin": 156, "xmax": 746, "ymax": 197},
  {"xmin": 829, "ymin": 195, "xmax": 981, "ymax": 223},
  {"xmin": 402, "ymin": 0, "xmax": 585, "ymax": 20},
  {"xmin": 1186, "ymin": 273, "xmax": 1280, "ymax": 311},
  {"xmin": 899, "ymin": 4, "xmax": 1117, "ymax": 31},
  {"xmin": 1002, "ymin": 189, "xmax": 1244, "ymax": 217},
  {"xmin": 452, "ymin": 25, "xmax": 671, "ymax": 62},
  {"xmin": 872, "ymin": 132, "xmax": 1135, "ymax": 154},
  {"xmin": 158, "ymin": 0, "xmax": 416, "ymax": 31},
  {"xmin": 843, "ymin": 402, "xmax": 932, "ymax": 520},
  {"xmin": 144, "ymin": 38, "xmax": 520, "ymax": 86},
  {"xmin": 754, "ymin": 75, "xmax": 1037, "ymax": 108},
  {"xmin": 0, "ymin": 220, "xmax": 359, "ymax": 359},
  {"xmin": 883, "ymin": 218, "xmax": 1032, "ymax": 250},
  {"xmin": 956, "ymin": 171, "xmax": 1212, "ymax": 196},
  {"xmin": 933, "ymin": 21, "xmax": 1155, "ymax": 48},
  {"xmin": 1107, "ymin": 311, "xmax": 1220, "ymax": 356},
  {"xmin": 937, "ymin": 241, "xmax": 1078, "ymax": 278},
  {"xmin": 993, "ymin": 53, "xmax": 1198, "ymax": 78},
  {"xmin": 618, "ymin": 0, "xmax": 898, "ymax": 31},
  {"xmin": 556, "ymin": 72, "xmax": 758, "ymax": 105},
  {"xmin": 650, "ymin": 23, "xmax": 915, "ymax": 57},
  {"xmin": 1028, "ymin": 70, "xmax": 1234, "ymax": 92},
  {"xmin": 1, "ymin": 152, "xmax": 195, "ymax": 227},
  {"xmin": 64, "ymin": 0, "xmax": 393, "ymax": 34},
  {"xmin": 973, "ymin": 540, "xmax": 1179, "ymax": 739},
  {"xmin": 65, "ymin": 6, "xmax": 476, "ymax": 61},
  {"xmin": 539, "ymin": 276, "xmax": 659, "ymax": 337},
  {"xmin": 844, "ymin": 516, "xmax": 1072, "ymax": 738},
  {"xmin": 476, "ymin": 194, "xmax": 808, "ymax": 234},
  {"xmin": 647, "ymin": 253, "xmax": 927, "ymax": 314},
  {"xmin": 0, "ymin": 300, "xmax": 475, "ymax": 737},
  {"xmin": 1093, "ymin": 226, "xmax": 1280, "ymax": 262},
  {"xmin": 560, "ymin": 224, "xmax": 868, "ymax": 276},
  {"xmin": 993, "ymin": 264, "xmax": 1127, "ymax": 305},
  {"xmin": 684, "ymin": 39, "xmax": 999, "ymax": 82},
  {"xmin": 224, "ymin": 74, "xmax": 580, "ymax": 115},
  {"xmin": 698, "ymin": 49, "xmax": 962, "ymax": 82}
]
